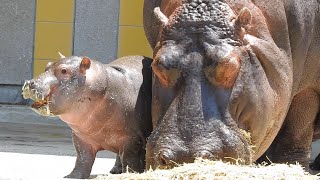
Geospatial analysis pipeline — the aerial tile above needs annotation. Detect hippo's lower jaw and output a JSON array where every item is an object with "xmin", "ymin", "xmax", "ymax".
[
  {"xmin": 22, "ymin": 82, "xmax": 53, "ymax": 116},
  {"xmin": 30, "ymin": 96, "xmax": 53, "ymax": 117}
]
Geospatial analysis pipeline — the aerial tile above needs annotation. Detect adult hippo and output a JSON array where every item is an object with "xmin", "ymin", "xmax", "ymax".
[
  {"xmin": 144, "ymin": 0, "xmax": 320, "ymax": 169},
  {"xmin": 22, "ymin": 55, "xmax": 153, "ymax": 178}
]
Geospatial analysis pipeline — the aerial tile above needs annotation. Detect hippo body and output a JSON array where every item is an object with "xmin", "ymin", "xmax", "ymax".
[
  {"xmin": 22, "ymin": 55, "xmax": 152, "ymax": 178},
  {"xmin": 144, "ymin": 0, "xmax": 320, "ymax": 169}
]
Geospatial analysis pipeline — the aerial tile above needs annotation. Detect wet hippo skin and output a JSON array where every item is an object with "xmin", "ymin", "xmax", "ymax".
[{"xmin": 22, "ymin": 55, "xmax": 153, "ymax": 178}]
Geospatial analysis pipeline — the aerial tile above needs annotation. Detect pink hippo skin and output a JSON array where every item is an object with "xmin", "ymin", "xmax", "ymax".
[{"xmin": 22, "ymin": 55, "xmax": 152, "ymax": 178}]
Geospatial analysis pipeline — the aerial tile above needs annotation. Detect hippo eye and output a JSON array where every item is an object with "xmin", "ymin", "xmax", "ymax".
[
  {"xmin": 152, "ymin": 58, "xmax": 181, "ymax": 88},
  {"xmin": 61, "ymin": 69, "xmax": 67, "ymax": 74},
  {"xmin": 204, "ymin": 55, "xmax": 241, "ymax": 89}
]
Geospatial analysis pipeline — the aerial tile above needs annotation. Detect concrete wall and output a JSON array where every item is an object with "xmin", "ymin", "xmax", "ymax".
[
  {"xmin": 73, "ymin": 0, "xmax": 119, "ymax": 62},
  {"xmin": 0, "ymin": 0, "xmax": 36, "ymax": 104}
]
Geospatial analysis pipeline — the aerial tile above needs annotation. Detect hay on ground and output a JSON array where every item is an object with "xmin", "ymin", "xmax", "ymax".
[{"xmin": 93, "ymin": 159, "xmax": 319, "ymax": 180}]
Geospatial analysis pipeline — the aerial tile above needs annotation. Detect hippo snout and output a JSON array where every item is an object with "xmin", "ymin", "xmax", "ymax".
[
  {"xmin": 22, "ymin": 73, "xmax": 57, "ymax": 116},
  {"xmin": 146, "ymin": 126, "xmax": 253, "ymax": 169}
]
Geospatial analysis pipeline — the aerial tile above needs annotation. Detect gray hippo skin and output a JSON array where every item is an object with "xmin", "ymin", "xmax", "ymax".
[
  {"xmin": 22, "ymin": 55, "xmax": 152, "ymax": 178},
  {"xmin": 143, "ymin": 0, "xmax": 320, "ymax": 170}
]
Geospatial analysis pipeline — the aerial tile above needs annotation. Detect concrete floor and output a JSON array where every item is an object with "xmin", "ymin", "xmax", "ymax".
[{"xmin": 0, "ymin": 152, "xmax": 116, "ymax": 180}]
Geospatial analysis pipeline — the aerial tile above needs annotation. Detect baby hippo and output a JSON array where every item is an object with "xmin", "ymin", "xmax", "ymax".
[{"xmin": 22, "ymin": 55, "xmax": 152, "ymax": 179}]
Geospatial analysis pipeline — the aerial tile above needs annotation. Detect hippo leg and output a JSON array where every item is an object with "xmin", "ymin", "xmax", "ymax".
[
  {"xmin": 121, "ymin": 138, "xmax": 145, "ymax": 173},
  {"xmin": 65, "ymin": 132, "xmax": 96, "ymax": 179},
  {"xmin": 310, "ymin": 153, "xmax": 320, "ymax": 170},
  {"xmin": 266, "ymin": 89, "xmax": 319, "ymax": 169},
  {"xmin": 109, "ymin": 155, "xmax": 123, "ymax": 174},
  {"xmin": 310, "ymin": 117, "xmax": 320, "ymax": 171}
]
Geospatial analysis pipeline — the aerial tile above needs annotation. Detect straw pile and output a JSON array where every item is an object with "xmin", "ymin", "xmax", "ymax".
[{"xmin": 93, "ymin": 159, "xmax": 319, "ymax": 180}]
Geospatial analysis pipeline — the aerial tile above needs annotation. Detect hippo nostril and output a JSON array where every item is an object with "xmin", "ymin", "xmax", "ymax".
[
  {"xmin": 159, "ymin": 153, "xmax": 169, "ymax": 165},
  {"xmin": 28, "ymin": 80, "xmax": 36, "ymax": 88},
  {"xmin": 195, "ymin": 150, "xmax": 213, "ymax": 160},
  {"xmin": 158, "ymin": 150, "xmax": 174, "ymax": 166}
]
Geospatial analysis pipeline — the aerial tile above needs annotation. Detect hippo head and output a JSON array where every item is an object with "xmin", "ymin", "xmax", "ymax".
[
  {"xmin": 146, "ymin": 0, "xmax": 292, "ymax": 169},
  {"xmin": 22, "ymin": 55, "xmax": 91, "ymax": 116}
]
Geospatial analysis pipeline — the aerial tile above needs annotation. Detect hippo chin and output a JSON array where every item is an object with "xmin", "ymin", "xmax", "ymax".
[
  {"xmin": 22, "ymin": 55, "xmax": 152, "ymax": 178},
  {"xmin": 144, "ymin": 0, "xmax": 320, "ymax": 170}
]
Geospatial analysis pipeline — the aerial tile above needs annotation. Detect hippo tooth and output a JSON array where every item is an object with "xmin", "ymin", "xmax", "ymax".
[
  {"xmin": 22, "ymin": 81, "xmax": 27, "ymax": 92},
  {"xmin": 21, "ymin": 85, "xmax": 28, "ymax": 98},
  {"xmin": 46, "ymin": 104, "xmax": 50, "ymax": 115}
]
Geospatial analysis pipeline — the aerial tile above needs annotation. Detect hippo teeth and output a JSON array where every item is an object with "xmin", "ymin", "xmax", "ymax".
[
  {"xmin": 21, "ymin": 82, "xmax": 28, "ymax": 98},
  {"xmin": 21, "ymin": 82, "xmax": 32, "ymax": 99}
]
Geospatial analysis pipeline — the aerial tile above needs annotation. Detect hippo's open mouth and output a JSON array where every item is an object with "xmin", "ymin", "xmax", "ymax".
[
  {"xmin": 22, "ymin": 82, "xmax": 53, "ymax": 116},
  {"xmin": 29, "ymin": 95, "xmax": 52, "ymax": 116},
  {"xmin": 31, "ymin": 96, "xmax": 49, "ymax": 108}
]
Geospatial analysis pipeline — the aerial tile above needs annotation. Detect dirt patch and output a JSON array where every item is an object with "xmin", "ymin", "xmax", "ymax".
[{"xmin": 93, "ymin": 159, "xmax": 318, "ymax": 180}]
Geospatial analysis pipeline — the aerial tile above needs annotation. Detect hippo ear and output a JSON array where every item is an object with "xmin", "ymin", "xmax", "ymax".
[
  {"xmin": 154, "ymin": 7, "xmax": 169, "ymax": 26},
  {"xmin": 45, "ymin": 62, "xmax": 54, "ymax": 71},
  {"xmin": 80, "ymin": 57, "xmax": 91, "ymax": 74},
  {"xmin": 236, "ymin": 7, "xmax": 252, "ymax": 28}
]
